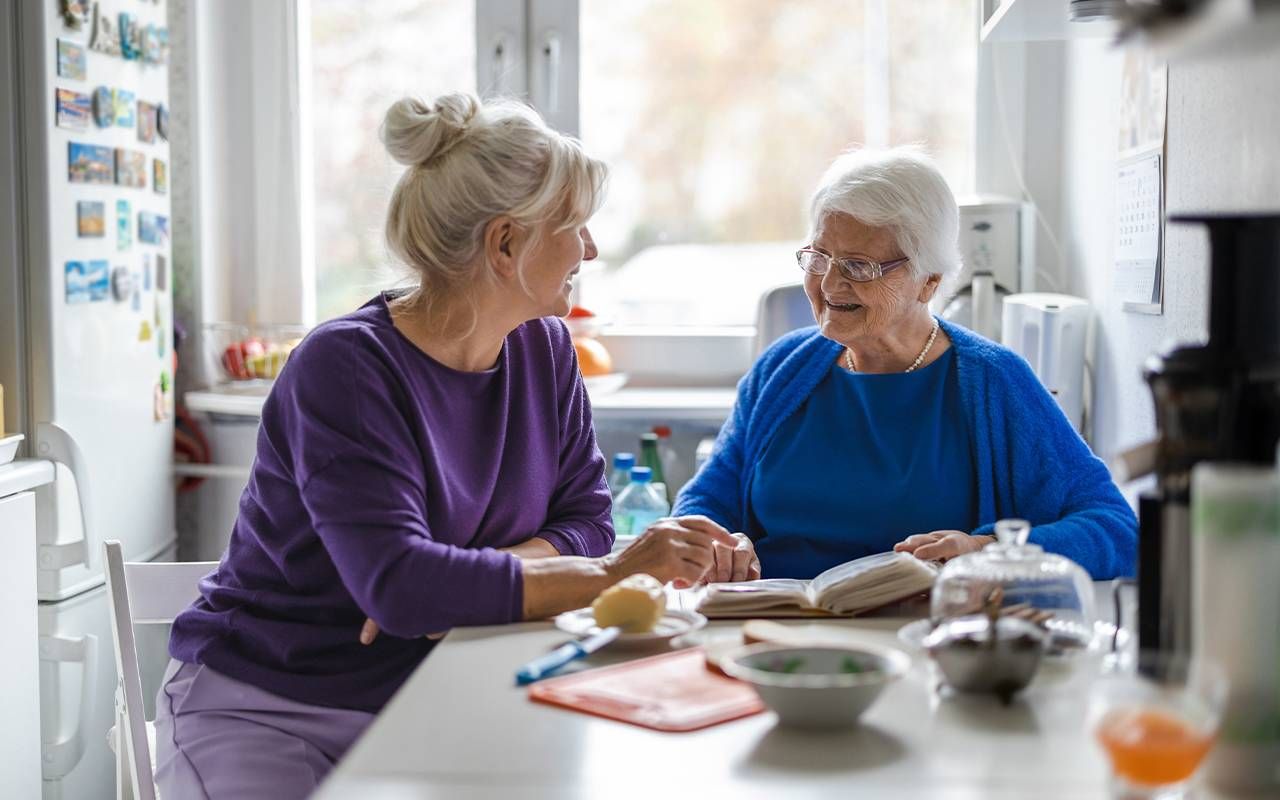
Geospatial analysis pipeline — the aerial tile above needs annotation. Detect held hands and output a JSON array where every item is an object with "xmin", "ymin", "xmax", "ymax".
[
  {"xmin": 893, "ymin": 530, "xmax": 995, "ymax": 564},
  {"xmin": 604, "ymin": 515, "xmax": 739, "ymax": 589}
]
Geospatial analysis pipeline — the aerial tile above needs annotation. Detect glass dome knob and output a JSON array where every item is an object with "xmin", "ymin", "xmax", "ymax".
[{"xmin": 994, "ymin": 518, "xmax": 1031, "ymax": 547}]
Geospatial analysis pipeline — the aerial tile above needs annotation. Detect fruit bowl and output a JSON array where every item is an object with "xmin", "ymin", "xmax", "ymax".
[{"xmin": 206, "ymin": 322, "xmax": 308, "ymax": 383}]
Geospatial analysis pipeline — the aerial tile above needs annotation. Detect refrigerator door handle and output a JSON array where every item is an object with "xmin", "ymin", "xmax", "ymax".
[
  {"xmin": 38, "ymin": 632, "xmax": 100, "ymax": 780},
  {"xmin": 35, "ymin": 422, "xmax": 94, "ymax": 571}
]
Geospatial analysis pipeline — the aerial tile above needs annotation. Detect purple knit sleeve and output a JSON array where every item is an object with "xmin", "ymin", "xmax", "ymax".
[{"xmin": 535, "ymin": 320, "xmax": 614, "ymax": 557}]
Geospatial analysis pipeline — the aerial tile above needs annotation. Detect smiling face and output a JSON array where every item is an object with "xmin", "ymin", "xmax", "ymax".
[
  {"xmin": 522, "ymin": 223, "xmax": 598, "ymax": 318},
  {"xmin": 805, "ymin": 212, "xmax": 936, "ymax": 348}
]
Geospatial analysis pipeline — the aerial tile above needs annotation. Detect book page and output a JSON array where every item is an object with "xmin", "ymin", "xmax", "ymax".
[
  {"xmin": 697, "ymin": 578, "xmax": 814, "ymax": 615},
  {"xmin": 812, "ymin": 551, "xmax": 938, "ymax": 615}
]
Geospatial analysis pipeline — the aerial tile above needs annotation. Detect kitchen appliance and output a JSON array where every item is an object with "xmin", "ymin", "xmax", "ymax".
[
  {"xmin": 1001, "ymin": 293, "xmax": 1092, "ymax": 434},
  {"xmin": 1138, "ymin": 214, "xmax": 1280, "ymax": 661},
  {"xmin": 937, "ymin": 196, "xmax": 1036, "ymax": 341},
  {"xmin": 2, "ymin": 3, "xmax": 177, "ymax": 797}
]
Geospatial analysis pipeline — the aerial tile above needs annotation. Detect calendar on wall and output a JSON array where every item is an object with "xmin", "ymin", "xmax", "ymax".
[
  {"xmin": 1114, "ymin": 150, "xmax": 1163, "ymax": 314},
  {"xmin": 1114, "ymin": 47, "xmax": 1167, "ymax": 315}
]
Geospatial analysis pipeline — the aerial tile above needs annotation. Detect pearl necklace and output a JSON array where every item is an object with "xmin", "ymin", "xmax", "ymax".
[{"xmin": 844, "ymin": 318, "xmax": 940, "ymax": 373}]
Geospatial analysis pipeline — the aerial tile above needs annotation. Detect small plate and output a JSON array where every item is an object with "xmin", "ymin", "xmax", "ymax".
[
  {"xmin": 583, "ymin": 372, "xmax": 628, "ymax": 395},
  {"xmin": 554, "ymin": 607, "xmax": 706, "ymax": 650},
  {"xmin": 0, "ymin": 433, "xmax": 24, "ymax": 466},
  {"xmin": 898, "ymin": 617, "xmax": 1132, "ymax": 658}
]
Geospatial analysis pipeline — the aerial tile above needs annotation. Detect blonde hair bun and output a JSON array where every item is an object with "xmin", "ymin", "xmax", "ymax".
[{"xmin": 379, "ymin": 93, "xmax": 480, "ymax": 167}]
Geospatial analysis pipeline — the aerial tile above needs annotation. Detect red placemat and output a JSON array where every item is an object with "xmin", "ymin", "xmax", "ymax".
[{"xmin": 527, "ymin": 647, "xmax": 765, "ymax": 732}]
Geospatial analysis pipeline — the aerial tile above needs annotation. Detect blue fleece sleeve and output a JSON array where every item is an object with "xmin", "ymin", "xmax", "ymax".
[{"xmin": 973, "ymin": 353, "xmax": 1138, "ymax": 579}]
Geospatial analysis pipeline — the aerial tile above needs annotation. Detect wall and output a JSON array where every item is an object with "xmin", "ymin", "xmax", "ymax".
[{"xmin": 1055, "ymin": 28, "xmax": 1280, "ymax": 463}]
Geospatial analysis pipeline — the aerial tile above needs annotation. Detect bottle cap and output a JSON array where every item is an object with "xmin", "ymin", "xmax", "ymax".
[
  {"xmin": 640, "ymin": 432, "xmax": 659, "ymax": 445},
  {"xmin": 613, "ymin": 452, "xmax": 635, "ymax": 468},
  {"xmin": 629, "ymin": 466, "xmax": 652, "ymax": 482},
  {"xmin": 652, "ymin": 425, "xmax": 672, "ymax": 438}
]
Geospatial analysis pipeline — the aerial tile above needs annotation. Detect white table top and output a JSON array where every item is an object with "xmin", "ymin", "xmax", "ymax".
[{"xmin": 316, "ymin": 586, "xmax": 1255, "ymax": 799}]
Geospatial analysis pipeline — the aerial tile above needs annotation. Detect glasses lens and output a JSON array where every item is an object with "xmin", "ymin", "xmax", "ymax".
[
  {"xmin": 839, "ymin": 259, "xmax": 879, "ymax": 282},
  {"xmin": 797, "ymin": 251, "xmax": 827, "ymax": 274}
]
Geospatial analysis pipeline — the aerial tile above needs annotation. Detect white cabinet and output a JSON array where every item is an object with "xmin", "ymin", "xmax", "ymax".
[{"xmin": 0, "ymin": 490, "xmax": 42, "ymax": 799}]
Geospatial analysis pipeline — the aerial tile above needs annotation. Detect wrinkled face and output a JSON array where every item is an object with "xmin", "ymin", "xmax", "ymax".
[
  {"xmin": 524, "ymin": 223, "xmax": 598, "ymax": 318},
  {"xmin": 805, "ymin": 212, "xmax": 932, "ymax": 346}
]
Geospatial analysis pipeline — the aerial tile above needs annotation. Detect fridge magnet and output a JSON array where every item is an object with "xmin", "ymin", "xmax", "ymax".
[
  {"xmin": 68, "ymin": 141, "xmax": 113, "ymax": 184},
  {"xmin": 65, "ymin": 261, "xmax": 92, "ymax": 303},
  {"xmin": 138, "ymin": 320, "xmax": 152, "ymax": 341},
  {"xmin": 153, "ymin": 158, "xmax": 167, "ymax": 194},
  {"xmin": 156, "ymin": 253, "xmax": 167, "ymax": 290},
  {"xmin": 87, "ymin": 260, "xmax": 110, "ymax": 301},
  {"xmin": 156, "ymin": 103, "xmax": 169, "ymax": 140},
  {"xmin": 119, "ymin": 13, "xmax": 142, "ymax": 60},
  {"xmin": 131, "ymin": 282, "xmax": 141, "ymax": 312},
  {"xmin": 114, "ymin": 148, "xmax": 146, "ymax": 188},
  {"xmin": 89, "ymin": 4, "xmax": 122, "ymax": 56},
  {"xmin": 116, "ymin": 199, "xmax": 131, "ymax": 250},
  {"xmin": 92, "ymin": 86, "xmax": 114, "ymax": 127},
  {"xmin": 111, "ymin": 266, "xmax": 133, "ymax": 302},
  {"xmin": 56, "ymin": 39, "xmax": 87, "ymax": 80},
  {"xmin": 137, "ymin": 101, "xmax": 157, "ymax": 143},
  {"xmin": 156, "ymin": 324, "xmax": 165, "ymax": 359},
  {"xmin": 60, "ymin": 0, "xmax": 91, "ymax": 31},
  {"xmin": 143, "ymin": 253, "xmax": 152, "ymax": 290},
  {"xmin": 153, "ymin": 383, "xmax": 165, "ymax": 421},
  {"xmin": 65, "ymin": 260, "xmax": 109, "ymax": 303},
  {"xmin": 113, "ymin": 89, "xmax": 136, "ymax": 128},
  {"xmin": 76, "ymin": 200, "xmax": 105, "ymax": 237},
  {"xmin": 142, "ymin": 25, "xmax": 168, "ymax": 65},
  {"xmin": 56, "ymin": 89, "xmax": 91, "ymax": 130},
  {"xmin": 138, "ymin": 212, "xmax": 158, "ymax": 244}
]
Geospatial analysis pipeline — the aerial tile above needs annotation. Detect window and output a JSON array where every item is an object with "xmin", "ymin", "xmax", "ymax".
[
  {"xmin": 306, "ymin": 0, "xmax": 977, "ymax": 326},
  {"xmin": 577, "ymin": 0, "xmax": 978, "ymax": 327},
  {"xmin": 310, "ymin": 0, "xmax": 476, "ymax": 321}
]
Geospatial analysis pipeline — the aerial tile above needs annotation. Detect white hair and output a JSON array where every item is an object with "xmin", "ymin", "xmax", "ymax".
[
  {"xmin": 379, "ymin": 92, "xmax": 607, "ymax": 329},
  {"xmin": 808, "ymin": 146, "xmax": 961, "ymax": 302}
]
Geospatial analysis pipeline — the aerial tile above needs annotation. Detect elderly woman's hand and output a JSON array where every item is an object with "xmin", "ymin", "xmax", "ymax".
[
  {"xmin": 705, "ymin": 531, "xmax": 761, "ymax": 583},
  {"xmin": 893, "ymin": 530, "xmax": 995, "ymax": 564}
]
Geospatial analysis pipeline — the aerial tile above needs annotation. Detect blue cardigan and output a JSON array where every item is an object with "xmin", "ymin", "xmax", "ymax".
[{"xmin": 674, "ymin": 319, "xmax": 1137, "ymax": 579}]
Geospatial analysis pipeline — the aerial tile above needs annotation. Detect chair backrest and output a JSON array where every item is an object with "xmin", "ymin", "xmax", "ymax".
[
  {"xmin": 102, "ymin": 540, "xmax": 216, "ymax": 800},
  {"xmin": 753, "ymin": 282, "xmax": 813, "ymax": 357}
]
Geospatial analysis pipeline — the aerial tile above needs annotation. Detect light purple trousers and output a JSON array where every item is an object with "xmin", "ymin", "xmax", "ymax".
[{"xmin": 154, "ymin": 660, "xmax": 375, "ymax": 799}]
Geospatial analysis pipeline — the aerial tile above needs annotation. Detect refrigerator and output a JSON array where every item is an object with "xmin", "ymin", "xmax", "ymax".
[{"xmin": 4, "ymin": 1, "xmax": 177, "ymax": 797}]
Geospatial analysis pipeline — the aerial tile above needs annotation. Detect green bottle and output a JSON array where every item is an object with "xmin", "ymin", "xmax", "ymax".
[{"xmin": 638, "ymin": 432, "xmax": 669, "ymax": 503}]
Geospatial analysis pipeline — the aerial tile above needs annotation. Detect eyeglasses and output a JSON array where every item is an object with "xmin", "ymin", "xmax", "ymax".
[{"xmin": 796, "ymin": 248, "xmax": 911, "ymax": 283}]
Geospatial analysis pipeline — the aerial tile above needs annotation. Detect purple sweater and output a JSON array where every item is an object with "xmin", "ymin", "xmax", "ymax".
[{"xmin": 170, "ymin": 295, "xmax": 614, "ymax": 712}]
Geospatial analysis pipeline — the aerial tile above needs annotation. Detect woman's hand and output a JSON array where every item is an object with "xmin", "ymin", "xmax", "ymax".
[
  {"xmin": 605, "ymin": 515, "xmax": 739, "ymax": 589},
  {"xmin": 705, "ymin": 531, "xmax": 761, "ymax": 583},
  {"xmin": 893, "ymin": 530, "xmax": 994, "ymax": 563}
]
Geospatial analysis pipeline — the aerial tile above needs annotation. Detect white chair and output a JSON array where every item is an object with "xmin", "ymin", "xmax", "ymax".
[
  {"xmin": 752, "ymin": 281, "xmax": 813, "ymax": 357},
  {"xmin": 102, "ymin": 540, "xmax": 217, "ymax": 800}
]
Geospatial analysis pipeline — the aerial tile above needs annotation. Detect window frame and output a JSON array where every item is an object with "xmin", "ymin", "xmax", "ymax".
[{"xmin": 195, "ymin": 1, "xmax": 1000, "ymax": 387}]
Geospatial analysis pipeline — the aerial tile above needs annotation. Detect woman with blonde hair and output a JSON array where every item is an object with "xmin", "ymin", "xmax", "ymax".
[{"xmin": 154, "ymin": 93, "xmax": 734, "ymax": 798}]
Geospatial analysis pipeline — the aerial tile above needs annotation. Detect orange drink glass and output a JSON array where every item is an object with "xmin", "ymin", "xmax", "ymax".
[{"xmin": 1090, "ymin": 653, "xmax": 1228, "ymax": 799}]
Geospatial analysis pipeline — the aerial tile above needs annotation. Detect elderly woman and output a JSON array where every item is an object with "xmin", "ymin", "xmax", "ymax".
[
  {"xmin": 155, "ymin": 93, "xmax": 733, "ymax": 799},
  {"xmin": 678, "ymin": 147, "xmax": 1136, "ymax": 583}
]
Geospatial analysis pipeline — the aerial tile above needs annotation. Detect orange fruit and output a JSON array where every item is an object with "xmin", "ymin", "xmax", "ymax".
[{"xmin": 573, "ymin": 337, "xmax": 613, "ymax": 377}]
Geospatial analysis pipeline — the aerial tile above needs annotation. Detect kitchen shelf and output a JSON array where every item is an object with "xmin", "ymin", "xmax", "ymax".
[
  {"xmin": 185, "ymin": 386, "xmax": 737, "ymax": 422},
  {"xmin": 981, "ymin": 0, "xmax": 1118, "ymax": 43}
]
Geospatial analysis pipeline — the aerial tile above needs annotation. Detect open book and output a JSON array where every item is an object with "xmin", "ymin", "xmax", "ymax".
[{"xmin": 696, "ymin": 551, "xmax": 939, "ymax": 618}]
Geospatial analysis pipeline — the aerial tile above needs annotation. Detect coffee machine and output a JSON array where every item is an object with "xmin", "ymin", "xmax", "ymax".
[{"xmin": 1139, "ymin": 214, "xmax": 1280, "ymax": 657}]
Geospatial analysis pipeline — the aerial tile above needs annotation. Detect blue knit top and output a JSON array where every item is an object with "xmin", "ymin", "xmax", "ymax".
[
  {"xmin": 674, "ymin": 319, "xmax": 1137, "ymax": 579},
  {"xmin": 751, "ymin": 347, "xmax": 976, "ymax": 578}
]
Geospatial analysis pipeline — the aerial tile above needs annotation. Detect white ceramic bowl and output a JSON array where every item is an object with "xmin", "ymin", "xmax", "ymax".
[{"xmin": 721, "ymin": 643, "xmax": 910, "ymax": 729}]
